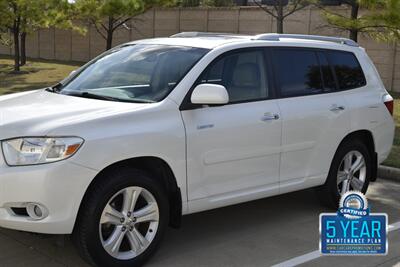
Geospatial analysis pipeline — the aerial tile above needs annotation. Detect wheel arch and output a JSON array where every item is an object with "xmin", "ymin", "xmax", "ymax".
[
  {"xmin": 73, "ymin": 156, "xmax": 182, "ymax": 232},
  {"xmin": 336, "ymin": 129, "xmax": 378, "ymax": 181}
]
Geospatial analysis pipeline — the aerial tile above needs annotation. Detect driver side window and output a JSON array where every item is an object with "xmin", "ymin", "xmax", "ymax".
[{"xmin": 199, "ymin": 49, "xmax": 269, "ymax": 103}]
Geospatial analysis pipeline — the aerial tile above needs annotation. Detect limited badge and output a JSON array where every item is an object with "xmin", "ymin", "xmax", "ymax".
[{"xmin": 320, "ymin": 191, "xmax": 388, "ymax": 255}]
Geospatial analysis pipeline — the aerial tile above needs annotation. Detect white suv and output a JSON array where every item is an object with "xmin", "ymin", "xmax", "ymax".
[{"xmin": 0, "ymin": 33, "xmax": 395, "ymax": 266}]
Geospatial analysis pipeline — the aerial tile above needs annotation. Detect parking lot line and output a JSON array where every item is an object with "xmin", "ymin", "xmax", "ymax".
[
  {"xmin": 271, "ymin": 220, "xmax": 400, "ymax": 267},
  {"xmin": 388, "ymin": 221, "xmax": 400, "ymax": 231},
  {"xmin": 271, "ymin": 250, "xmax": 321, "ymax": 267}
]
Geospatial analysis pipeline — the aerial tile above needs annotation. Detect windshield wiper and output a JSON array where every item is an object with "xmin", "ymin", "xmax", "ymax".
[
  {"xmin": 123, "ymin": 98, "xmax": 156, "ymax": 103},
  {"xmin": 63, "ymin": 91, "xmax": 155, "ymax": 103},
  {"xmin": 68, "ymin": 91, "xmax": 123, "ymax": 102},
  {"xmin": 45, "ymin": 83, "xmax": 62, "ymax": 93},
  {"xmin": 45, "ymin": 87, "xmax": 58, "ymax": 93}
]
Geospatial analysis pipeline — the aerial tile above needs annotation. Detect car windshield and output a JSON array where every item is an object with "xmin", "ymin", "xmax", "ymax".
[{"xmin": 58, "ymin": 44, "xmax": 208, "ymax": 103}]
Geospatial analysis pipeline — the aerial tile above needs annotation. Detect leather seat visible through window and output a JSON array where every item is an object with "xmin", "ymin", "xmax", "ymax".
[{"xmin": 229, "ymin": 63, "xmax": 261, "ymax": 102}]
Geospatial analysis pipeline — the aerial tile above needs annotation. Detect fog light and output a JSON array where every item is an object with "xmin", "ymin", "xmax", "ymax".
[
  {"xmin": 34, "ymin": 205, "xmax": 43, "ymax": 217},
  {"xmin": 26, "ymin": 203, "xmax": 48, "ymax": 220}
]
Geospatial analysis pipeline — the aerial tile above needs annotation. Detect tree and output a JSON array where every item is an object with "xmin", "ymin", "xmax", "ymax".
[
  {"xmin": 177, "ymin": 0, "xmax": 233, "ymax": 7},
  {"xmin": 76, "ymin": 0, "xmax": 174, "ymax": 50},
  {"xmin": 0, "ymin": 2, "xmax": 12, "ymax": 47},
  {"xmin": 18, "ymin": 0, "xmax": 46, "ymax": 66},
  {"xmin": 0, "ymin": 0, "xmax": 20, "ymax": 71},
  {"xmin": 19, "ymin": 0, "xmax": 81, "ymax": 65},
  {"xmin": 204, "ymin": 0, "xmax": 233, "ymax": 6},
  {"xmin": 317, "ymin": 0, "xmax": 400, "ymax": 41},
  {"xmin": 253, "ymin": 0, "xmax": 310, "ymax": 33},
  {"xmin": 0, "ymin": 0, "xmax": 79, "ymax": 71},
  {"xmin": 179, "ymin": 0, "xmax": 201, "ymax": 6}
]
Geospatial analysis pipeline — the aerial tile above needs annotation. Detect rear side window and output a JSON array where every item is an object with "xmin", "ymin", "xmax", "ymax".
[
  {"xmin": 317, "ymin": 52, "xmax": 336, "ymax": 92},
  {"xmin": 326, "ymin": 51, "xmax": 366, "ymax": 90},
  {"xmin": 272, "ymin": 49, "xmax": 323, "ymax": 97}
]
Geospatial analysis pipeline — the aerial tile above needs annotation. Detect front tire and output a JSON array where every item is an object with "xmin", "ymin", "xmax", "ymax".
[
  {"xmin": 73, "ymin": 168, "xmax": 169, "ymax": 267},
  {"xmin": 316, "ymin": 140, "xmax": 371, "ymax": 209}
]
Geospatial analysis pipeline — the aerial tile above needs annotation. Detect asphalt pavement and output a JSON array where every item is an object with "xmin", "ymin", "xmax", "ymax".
[{"xmin": 0, "ymin": 179, "xmax": 399, "ymax": 267}]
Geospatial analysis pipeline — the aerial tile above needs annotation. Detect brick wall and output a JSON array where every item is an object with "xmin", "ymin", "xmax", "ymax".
[{"xmin": 0, "ymin": 6, "xmax": 398, "ymax": 92}]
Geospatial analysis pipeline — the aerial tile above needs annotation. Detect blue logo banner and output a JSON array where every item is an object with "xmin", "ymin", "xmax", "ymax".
[
  {"xmin": 320, "ymin": 213, "xmax": 387, "ymax": 255},
  {"xmin": 320, "ymin": 191, "xmax": 388, "ymax": 255}
]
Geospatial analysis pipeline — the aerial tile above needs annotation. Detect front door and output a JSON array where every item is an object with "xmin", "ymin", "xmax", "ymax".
[{"xmin": 181, "ymin": 48, "xmax": 282, "ymax": 210}]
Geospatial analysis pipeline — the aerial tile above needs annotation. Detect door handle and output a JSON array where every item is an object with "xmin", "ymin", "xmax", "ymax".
[
  {"xmin": 330, "ymin": 105, "xmax": 345, "ymax": 112},
  {"xmin": 261, "ymin": 113, "xmax": 280, "ymax": 121}
]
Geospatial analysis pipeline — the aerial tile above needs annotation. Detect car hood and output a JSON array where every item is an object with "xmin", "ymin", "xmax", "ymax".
[{"xmin": 0, "ymin": 90, "xmax": 149, "ymax": 139}]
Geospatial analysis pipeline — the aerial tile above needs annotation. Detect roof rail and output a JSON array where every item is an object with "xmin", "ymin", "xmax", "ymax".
[
  {"xmin": 254, "ymin": 33, "xmax": 359, "ymax": 47},
  {"xmin": 170, "ymin": 32, "xmax": 248, "ymax": 38}
]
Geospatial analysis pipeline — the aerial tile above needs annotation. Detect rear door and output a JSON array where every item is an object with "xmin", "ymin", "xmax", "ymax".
[{"xmin": 270, "ymin": 47, "xmax": 351, "ymax": 192}]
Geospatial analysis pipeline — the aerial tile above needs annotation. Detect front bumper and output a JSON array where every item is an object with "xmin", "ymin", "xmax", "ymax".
[{"xmin": 0, "ymin": 155, "xmax": 98, "ymax": 234}]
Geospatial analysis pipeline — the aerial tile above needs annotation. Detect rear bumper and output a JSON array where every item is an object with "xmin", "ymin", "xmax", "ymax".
[
  {"xmin": 374, "ymin": 119, "xmax": 395, "ymax": 165},
  {"xmin": 0, "ymin": 158, "xmax": 97, "ymax": 234}
]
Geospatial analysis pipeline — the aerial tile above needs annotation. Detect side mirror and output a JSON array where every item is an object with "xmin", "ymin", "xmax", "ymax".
[{"xmin": 191, "ymin": 84, "xmax": 229, "ymax": 105}]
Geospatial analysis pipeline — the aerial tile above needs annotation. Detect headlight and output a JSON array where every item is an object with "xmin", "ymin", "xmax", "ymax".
[{"xmin": 2, "ymin": 137, "xmax": 84, "ymax": 166}]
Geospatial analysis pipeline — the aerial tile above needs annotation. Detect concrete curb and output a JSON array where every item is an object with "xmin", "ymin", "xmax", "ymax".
[{"xmin": 378, "ymin": 165, "xmax": 400, "ymax": 182}]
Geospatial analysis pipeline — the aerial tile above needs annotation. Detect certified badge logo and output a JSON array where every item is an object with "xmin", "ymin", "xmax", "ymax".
[
  {"xmin": 338, "ymin": 191, "xmax": 369, "ymax": 219},
  {"xmin": 320, "ymin": 191, "xmax": 388, "ymax": 255}
]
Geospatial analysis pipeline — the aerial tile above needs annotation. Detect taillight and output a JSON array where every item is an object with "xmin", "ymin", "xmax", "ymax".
[{"xmin": 383, "ymin": 94, "xmax": 394, "ymax": 116}]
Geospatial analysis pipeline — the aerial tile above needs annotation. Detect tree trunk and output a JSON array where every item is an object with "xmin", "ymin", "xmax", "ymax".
[
  {"xmin": 349, "ymin": 3, "xmax": 359, "ymax": 42},
  {"xmin": 20, "ymin": 31, "xmax": 26, "ymax": 66},
  {"xmin": 106, "ymin": 16, "xmax": 114, "ymax": 50},
  {"xmin": 13, "ymin": 21, "xmax": 20, "ymax": 72},
  {"xmin": 276, "ymin": 17, "xmax": 284, "ymax": 33},
  {"xmin": 106, "ymin": 29, "xmax": 113, "ymax": 50},
  {"xmin": 276, "ymin": 1, "xmax": 284, "ymax": 33},
  {"xmin": 349, "ymin": 29, "xmax": 358, "ymax": 42}
]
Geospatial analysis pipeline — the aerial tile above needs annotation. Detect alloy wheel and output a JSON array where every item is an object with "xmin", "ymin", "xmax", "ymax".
[
  {"xmin": 337, "ymin": 150, "xmax": 367, "ymax": 195},
  {"xmin": 99, "ymin": 186, "xmax": 160, "ymax": 260}
]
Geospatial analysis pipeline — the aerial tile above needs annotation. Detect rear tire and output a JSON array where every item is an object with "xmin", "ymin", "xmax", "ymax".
[
  {"xmin": 72, "ymin": 167, "xmax": 169, "ymax": 267},
  {"xmin": 316, "ymin": 139, "xmax": 371, "ymax": 209}
]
